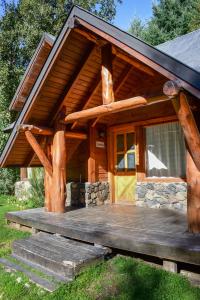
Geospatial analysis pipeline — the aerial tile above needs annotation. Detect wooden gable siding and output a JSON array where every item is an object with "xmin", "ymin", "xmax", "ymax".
[{"xmin": 5, "ymin": 28, "xmax": 170, "ymax": 169}]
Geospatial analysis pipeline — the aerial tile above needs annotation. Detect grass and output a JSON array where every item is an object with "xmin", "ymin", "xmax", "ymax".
[{"xmin": 0, "ymin": 195, "xmax": 200, "ymax": 300}]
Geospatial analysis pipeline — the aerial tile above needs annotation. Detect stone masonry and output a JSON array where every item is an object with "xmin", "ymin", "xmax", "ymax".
[
  {"xmin": 15, "ymin": 180, "xmax": 32, "ymax": 201},
  {"xmin": 66, "ymin": 182, "xmax": 110, "ymax": 207},
  {"xmin": 136, "ymin": 182, "xmax": 187, "ymax": 213}
]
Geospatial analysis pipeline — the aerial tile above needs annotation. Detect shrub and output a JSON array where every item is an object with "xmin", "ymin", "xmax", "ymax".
[
  {"xmin": 0, "ymin": 168, "xmax": 19, "ymax": 195},
  {"xmin": 28, "ymin": 168, "xmax": 44, "ymax": 208}
]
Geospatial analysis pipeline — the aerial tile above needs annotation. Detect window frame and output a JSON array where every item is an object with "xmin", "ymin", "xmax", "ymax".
[{"xmin": 142, "ymin": 120, "xmax": 186, "ymax": 182}]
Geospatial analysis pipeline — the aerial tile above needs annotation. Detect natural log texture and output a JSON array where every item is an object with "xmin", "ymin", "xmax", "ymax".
[
  {"xmin": 186, "ymin": 149, "xmax": 200, "ymax": 233},
  {"xmin": 163, "ymin": 79, "xmax": 182, "ymax": 97},
  {"xmin": 65, "ymin": 131, "xmax": 87, "ymax": 140},
  {"xmin": 25, "ymin": 131, "xmax": 53, "ymax": 177},
  {"xmin": 171, "ymin": 92, "xmax": 200, "ymax": 233},
  {"xmin": 88, "ymin": 126, "xmax": 96, "ymax": 183},
  {"xmin": 92, "ymin": 64, "xmax": 133, "ymax": 127},
  {"xmin": 51, "ymin": 120, "xmax": 66, "ymax": 213},
  {"xmin": 20, "ymin": 168, "xmax": 28, "ymax": 180},
  {"xmin": 18, "ymin": 124, "xmax": 54, "ymax": 136},
  {"xmin": 172, "ymin": 92, "xmax": 200, "ymax": 171},
  {"xmin": 112, "ymin": 47, "xmax": 155, "ymax": 76},
  {"xmin": 44, "ymin": 142, "xmax": 53, "ymax": 212},
  {"xmin": 101, "ymin": 44, "xmax": 114, "ymax": 105},
  {"xmin": 65, "ymin": 96, "xmax": 147, "ymax": 123}
]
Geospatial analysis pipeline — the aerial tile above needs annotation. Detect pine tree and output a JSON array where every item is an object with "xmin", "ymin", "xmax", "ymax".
[
  {"xmin": 0, "ymin": 0, "xmax": 122, "ymax": 193},
  {"xmin": 129, "ymin": 0, "xmax": 200, "ymax": 45}
]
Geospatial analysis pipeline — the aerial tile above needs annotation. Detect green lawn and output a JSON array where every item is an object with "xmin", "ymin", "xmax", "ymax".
[{"xmin": 0, "ymin": 195, "xmax": 200, "ymax": 300}]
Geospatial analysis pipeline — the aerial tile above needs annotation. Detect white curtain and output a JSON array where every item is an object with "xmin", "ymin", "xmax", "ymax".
[{"xmin": 146, "ymin": 122, "xmax": 186, "ymax": 177}]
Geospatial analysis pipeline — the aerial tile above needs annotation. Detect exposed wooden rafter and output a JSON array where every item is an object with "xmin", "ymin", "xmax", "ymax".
[{"xmin": 52, "ymin": 44, "xmax": 98, "ymax": 123}]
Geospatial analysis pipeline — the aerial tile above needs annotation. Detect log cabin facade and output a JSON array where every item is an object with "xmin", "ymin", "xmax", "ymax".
[{"xmin": 1, "ymin": 6, "xmax": 200, "ymax": 233}]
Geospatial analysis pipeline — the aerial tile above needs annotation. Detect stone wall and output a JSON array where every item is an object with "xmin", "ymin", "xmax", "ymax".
[
  {"xmin": 66, "ymin": 182, "xmax": 110, "ymax": 207},
  {"xmin": 136, "ymin": 182, "xmax": 187, "ymax": 213},
  {"xmin": 15, "ymin": 180, "xmax": 32, "ymax": 201}
]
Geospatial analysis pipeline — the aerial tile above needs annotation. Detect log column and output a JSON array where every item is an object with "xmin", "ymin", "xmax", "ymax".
[
  {"xmin": 51, "ymin": 118, "xmax": 67, "ymax": 213},
  {"xmin": 44, "ymin": 140, "xmax": 53, "ymax": 212},
  {"xmin": 101, "ymin": 43, "xmax": 114, "ymax": 105},
  {"xmin": 20, "ymin": 168, "xmax": 28, "ymax": 180},
  {"xmin": 163, "ymin": 80, "xmax": 200, "ymax": 233}
]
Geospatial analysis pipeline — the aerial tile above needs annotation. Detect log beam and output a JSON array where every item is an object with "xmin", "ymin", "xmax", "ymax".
[
  {"xmin": 24, "ymin": 131, "xmax": 53, "ymax": 177},
  {"xmin": 101, "ymin": 43, "xmax": 114, "ymax": 105},
  {"xmin": 18, "ymin": 124, "xmax": 54, "ymax": 136},
  {"xmin": 163, "ymin": 79, "xmax": 182, "ymax": 97},
  {"xmin": 65, "ymin": 131, "xmax": 87, "ymax": 140},
  {"xmin": 64, "ymin": 96, "xmax": 147, "ymax": 123}
]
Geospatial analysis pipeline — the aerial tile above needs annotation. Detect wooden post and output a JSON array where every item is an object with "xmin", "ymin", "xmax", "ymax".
[
  {"xmin": 44, "ymin": 141, "xmax": 52, "ymax": 212},
  {"xmin": 186, "ymin": 149, "xmax": 200, "ymax": 233},
  {"xmin": 88, "ymin": 126, "xmax": 96, "ymax": 183},
  {"xmin": 20, "ymin": 168, "xmax": 28, "ymax": 180},
  {"xmin": 164, "ymin": 82, "xmax": 200, "ymax": 232},
  {"xmin": 101, "ymin": 44, "xmax": 114, "ymax": 105},
  {"xmin": 51, "ymin": 120, "xmax": 67, "ymax": 213}
]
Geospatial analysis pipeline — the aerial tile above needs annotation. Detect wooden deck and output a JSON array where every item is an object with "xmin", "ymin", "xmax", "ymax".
[{"xmin": 6, "ymin": 205, "xmax": 200, "ymax": 266}]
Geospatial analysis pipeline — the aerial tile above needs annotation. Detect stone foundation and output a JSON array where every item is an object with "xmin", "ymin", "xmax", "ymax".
[
  {"xmin": 15, "ymin": 180, "xmax": 32, "ymax": 201},
  {"xmin": 136, "ymin": 182, "xmax": 187, "ymax": 213},
  {"xmin": 66, "ymin": 182, "xmax": 110, "ymax": 207}
]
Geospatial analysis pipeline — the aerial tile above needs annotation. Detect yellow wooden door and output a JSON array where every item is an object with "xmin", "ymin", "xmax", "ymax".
[{"xmin": 114, "ymin": 130, "xmax": 136, "ymax": 203}]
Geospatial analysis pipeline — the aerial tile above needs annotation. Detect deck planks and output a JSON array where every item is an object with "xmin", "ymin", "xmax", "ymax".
[{"xmin": 6, "ymin": 205, "xmax": 200, "ymax": 265}]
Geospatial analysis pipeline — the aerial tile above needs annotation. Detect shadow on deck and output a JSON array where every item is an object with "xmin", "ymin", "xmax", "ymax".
[{"xmin": 6, "ymin": 205, "xmax": 200, "ymax": 266}]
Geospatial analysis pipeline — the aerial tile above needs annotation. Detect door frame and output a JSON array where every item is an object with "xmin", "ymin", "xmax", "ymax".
[{"xmin": 107, "ymin": 123, "xmax": 139, "ymax": 204}]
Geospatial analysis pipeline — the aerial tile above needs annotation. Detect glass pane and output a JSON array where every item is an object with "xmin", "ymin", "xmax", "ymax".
[
  {"xmin": 127, "ymin": 133, "xmax": 135, "ymax": 150},
  {"xmin": 127, "ymin": 153, "xmax": 135, "ymax": 170},
  {"xmin": 117, "ymin": 134, "xmax": 124, "ymax": 152},
  {"xmin": 146, "ymin": 122, "xmax": 186, "ymax": 177},
  {"xmin": 117, "ymin": 154, "xmax": 125, "ymax": 171}
]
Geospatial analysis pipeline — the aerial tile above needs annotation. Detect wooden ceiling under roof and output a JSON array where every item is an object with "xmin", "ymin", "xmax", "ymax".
[{"xmin": 3, "ymin": 27, "xmax": 175, "ymax": 167}]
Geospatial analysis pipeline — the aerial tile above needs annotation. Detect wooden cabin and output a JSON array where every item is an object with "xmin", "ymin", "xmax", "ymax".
[{"xmin": 1, "ymin": 6, "xmax": 200, "ymax": 235}]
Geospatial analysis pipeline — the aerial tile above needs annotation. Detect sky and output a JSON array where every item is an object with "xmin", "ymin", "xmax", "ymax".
[{"xmin": 114, "ymin": 0, "xmax": 153, "ymax": 31}]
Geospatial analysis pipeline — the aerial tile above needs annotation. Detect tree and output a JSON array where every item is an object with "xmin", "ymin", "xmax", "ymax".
[
  {"xmin": 129, "ymin": 0, "xmax": 200, "ymax": 45},
  {"xmin": 0, "ymin": 0, "xmax": 122, "ymax": 194}
]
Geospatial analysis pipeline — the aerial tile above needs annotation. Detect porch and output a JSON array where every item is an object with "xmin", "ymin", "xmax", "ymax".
[{"xmin": 6, "ymin": 205, "xmax": 200, "ymax": 266}]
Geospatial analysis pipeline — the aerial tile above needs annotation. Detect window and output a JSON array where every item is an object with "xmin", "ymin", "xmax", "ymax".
[
  {"xmin": 146, "ymin": 122, "xmax": 186, "ymax": 178},
  {"xmin": 116, "ymin": 132, "xmax": 136, "ymax": 172}
]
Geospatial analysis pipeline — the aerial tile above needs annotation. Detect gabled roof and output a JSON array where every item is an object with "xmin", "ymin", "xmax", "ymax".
[
  {"xmin": 9, "ymin": 33, "xmax": 55, "ymax": 111},
  {"xmin": 157, "ymin": 29, "xmax": 200, "ymax": 72},
  {"xmin": 1, "ymin": 5, "xmax": 200, "ymax": 167}
]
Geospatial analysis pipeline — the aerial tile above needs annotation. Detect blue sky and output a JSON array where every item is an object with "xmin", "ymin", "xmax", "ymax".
[{"xmin": 114, "ymin": 0, "xmax": 153, "ymax": 30}]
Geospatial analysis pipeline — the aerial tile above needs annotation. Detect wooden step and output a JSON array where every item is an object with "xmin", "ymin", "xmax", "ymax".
[
  {"xmin": 12, "ymin": 232, "xmax": 110, "ymax": 280},
  {"xmin": 0, "ymin": 258, "xmax": 60, "ymax": 292}
]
